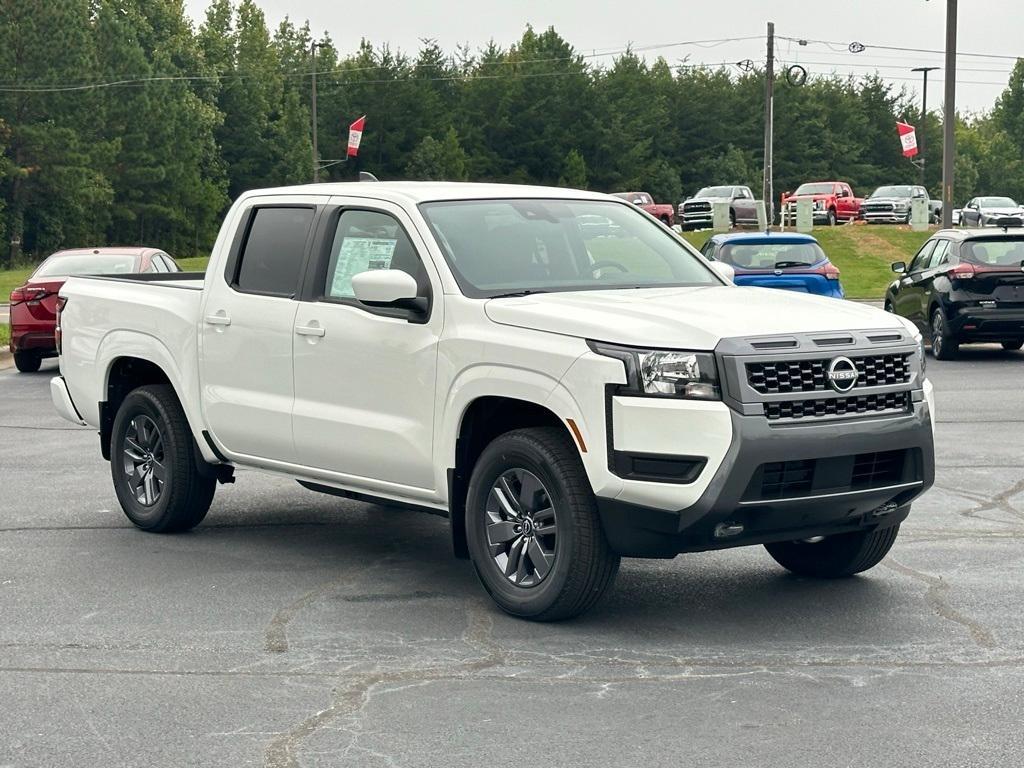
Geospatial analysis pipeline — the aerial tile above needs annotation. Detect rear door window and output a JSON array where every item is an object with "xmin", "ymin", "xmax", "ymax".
[{"xmin": 233, "ymin": 207, "xmax": 315, "ymax": 296}]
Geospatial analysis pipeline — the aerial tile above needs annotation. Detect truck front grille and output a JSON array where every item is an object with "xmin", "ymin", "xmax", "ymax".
[
  {"xmin": 747, "ymin": 353, "xmax": 911, "ymax": 394},
  {"xmin": 863, "ymin": 202, "xmax": 895, "ymax": 213},
  {"xmin": 744, "ymin": 448, "xmax": 920, "ymax": 502},
  {"xmin": 683, "ymin": 201, "xmax": 711, "ymax": 213},
  {"xmin": 764, "ymin": 391, "xmax": 910, "ymax": 421}
]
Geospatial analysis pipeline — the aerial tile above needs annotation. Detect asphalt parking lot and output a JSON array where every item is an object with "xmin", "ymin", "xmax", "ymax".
[{"xmin": 2, "ymin": 351, "xmax": 1023, "ymax": 768}]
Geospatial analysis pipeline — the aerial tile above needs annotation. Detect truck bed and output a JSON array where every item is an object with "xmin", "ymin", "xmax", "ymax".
[{"xmin": 58, "ymin": 272, "xmax": 207, "ymax": 430}]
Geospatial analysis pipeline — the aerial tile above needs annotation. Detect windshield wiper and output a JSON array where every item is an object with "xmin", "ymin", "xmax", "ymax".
[
  {"xmin": 487, "ymin": 289, "xmax": 551, "ymax": 299},
  {"xmin": 773, "ymin": 261, "xmax": 809, "ymax": 269}
]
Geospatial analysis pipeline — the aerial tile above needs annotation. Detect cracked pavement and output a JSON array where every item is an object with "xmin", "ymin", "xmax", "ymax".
[{"xmin": 2, "ymin": 348, "xmax": 1023, "ymax": 767}]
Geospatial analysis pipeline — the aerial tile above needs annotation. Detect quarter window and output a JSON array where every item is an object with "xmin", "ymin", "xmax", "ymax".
[
  {"xmin": 908, "ymin": 241, "xmax": 936, "ymax": 273},
  {"xmin": 928, "ymin": 241, "xmax": 950, "ymax": 269},
  {"xmin": 322, "ymin": 210, "xmax": 426, "ymax": 301},
  {"xmin": 234, "ymin": 207, "xmax": 315, "ymax": 296}
]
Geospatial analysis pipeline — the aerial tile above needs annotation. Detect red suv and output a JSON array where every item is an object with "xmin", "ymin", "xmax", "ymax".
[{"xmin": 8, "ymin": 247, "xmax": 179, "ymax": 372}]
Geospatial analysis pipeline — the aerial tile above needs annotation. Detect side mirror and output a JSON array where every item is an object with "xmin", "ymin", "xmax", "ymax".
[
  {"xmin": 891, "ymin": 261, "xmax": 906, "ymax": 274},
  {"xmin": 352, "ymin": 269, "xmax": 424, "ymax": 312},
  {"xmin": 632, "ymin": 198, "xmax": 644, "ymax": 206},
  {"xmin": 711, "ymin": 262, "xmax": 736, "ymax": 283}
]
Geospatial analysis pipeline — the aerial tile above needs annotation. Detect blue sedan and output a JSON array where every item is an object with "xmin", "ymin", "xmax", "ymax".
[{"xmin": 698, "ymin": 232, "xmax": 845, "ymax": 298}]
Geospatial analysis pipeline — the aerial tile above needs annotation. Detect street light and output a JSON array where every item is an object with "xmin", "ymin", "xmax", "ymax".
[{"xmin": 911, "ymin": 66, "xmax": 939, "ymax": 189}]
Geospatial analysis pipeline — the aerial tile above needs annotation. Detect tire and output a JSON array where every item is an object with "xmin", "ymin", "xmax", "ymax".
[
  {"xmin": 930, "ymin": 308, "xmax": 959, "ymax": 360},
  {"xmin": 13, "ymin": 351, "xmax": 41, "ymax": 373},
  {"xmin": 827, "ymin": 209, "xmax": 837, "ymax": 227},
  {"xmin": 765, "ymin": 523, "xmax": 901, "ymax": 578},
  {"xmin": 465, "ymin": 427, "xmax": 619, "ymax": 621},
  {"xmin": 883, "ymin": 300, "xmax": 894, "ymax": 314},
  {"xmin": 1001, "ymin": 341, "xmax": 1024, "ymax": 351},
  {"xmin": 110, "ymin": 384, "xmax": 216, "ymax": 533},
  {"xmin": 659, "ymin": 215, "xmax": 671, "ymax": 226},
  {"xmin": 729, "ymin": 209, "xmax": 736, "ymax": 229}
]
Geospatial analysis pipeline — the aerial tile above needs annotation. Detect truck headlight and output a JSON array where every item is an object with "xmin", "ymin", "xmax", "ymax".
[{"xmin": 588, "ymin": 341, "xmax": 721, "ymax": 400}]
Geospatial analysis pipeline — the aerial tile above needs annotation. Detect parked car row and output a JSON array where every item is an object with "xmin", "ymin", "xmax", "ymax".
[
  {"xmin": 675, "ymin": 181, "xmax": 1023, "ymax": 231},
  {"xmin": 8, "ymin": 247, "xmax": 179, "ymax": 372}
]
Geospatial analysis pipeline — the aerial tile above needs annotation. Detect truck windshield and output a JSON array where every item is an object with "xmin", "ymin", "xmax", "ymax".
[
  {"xmin": 793, "ymin": 183, "xmax": 834, "ymax": 196},
  {"xmin": 695, "ymin": 186, "xmax": 734, "ymax": 198},
  {"xmin": 871, "ymin": 186, "xmax": 915, "ymax": 198},
  {"xmin": 34, "ymin": 254, "xmax": 138, "ymax": 277},
  {"xmin": 419, "ymin": 199, "xmax": 720, "ymax": 298},
  {"xmin": 961, "ymin": 237, "xmax": 1024, "ymax": 266},
  {"xmin": 717, "ymin": 241, "xmax": 826, "ymax": 269}
]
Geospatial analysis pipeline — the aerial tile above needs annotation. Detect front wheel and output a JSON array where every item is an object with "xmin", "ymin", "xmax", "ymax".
[
  {"xmin": 110, "ymin": 384, "xmax": 216, "ymax": 532},
  {"xmin": 1001, "ymin": 341, "xmax": 1023, "ymax": 351},
  {"xmin": 826, "ymin": 209, "xmax": 837, "ymax": 227},
  {"xmin": 765, "ymin": 524, "xmax": 901, "ymax": 577},
  {"xmin": 931, "ymin": 309, "xmax": 959, "ymax": 360},
  {"xmin": 465, "ymin": 427, "xmax": 619, "ymax": 621},
  {"xmin": 13, "ymin": 351, "xmax": 42, "ymax": 373}
]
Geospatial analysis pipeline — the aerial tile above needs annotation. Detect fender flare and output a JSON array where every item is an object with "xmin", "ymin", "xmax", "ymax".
[{"xmin": 95, "ymin": 329, "xmax": 217, "ymax": 464}]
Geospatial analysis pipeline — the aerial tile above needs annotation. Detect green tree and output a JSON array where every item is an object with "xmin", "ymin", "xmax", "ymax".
[
  {"xmin": 0, "ymin": 0, "xmax": 111, "ymax": 264},
  {"xmin": 558, "ymin": 149, "xmax": 588, "ymax": 189}
]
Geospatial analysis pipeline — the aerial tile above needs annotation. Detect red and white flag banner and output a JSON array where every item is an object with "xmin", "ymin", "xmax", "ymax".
[
  {"xmin": 897, "ymin": 121, "xmax": 918, "ymax": 158},
  {"xmin": 347, "ymin": 115, "xmax": 366, "ymax": 157}
]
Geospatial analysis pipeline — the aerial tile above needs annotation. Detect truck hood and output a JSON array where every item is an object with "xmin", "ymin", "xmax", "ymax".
[
  {"xmin": 783, "ymin": 194, "xmax": 832, "ymax": 202},
  {"xmin": 865, "ymin": 196, "xmax": 910, "ymax": 205},
  {"xmin": 685, "ymin": 196, "xmax": 731, "ymax": 204},
  {"xmin": 484, "ymin": 286, "xmax": 908, "ymax": 349}
]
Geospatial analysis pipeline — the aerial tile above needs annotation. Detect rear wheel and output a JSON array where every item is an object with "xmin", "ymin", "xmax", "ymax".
[
  {"xmin": 931, "ymin": 309, "xmax": 959, "ymax": 360},
  {"xmin": 465, "ymin": 427, "xmax": 619, "ymax": 621},
  {"xmin": 110, "ymin": 384, "xmax": 216, "ymax": 532},
  {"xmin": 765, "ymin": 524, "xmax": 901, "ymax": 577},
  {"xmin": 13, "ymin": 351, "xmax": 41, "ymax": 373},
  {"xmin": 1001, "ymin": 341, "xmax": 1024, "ymax": 351}
]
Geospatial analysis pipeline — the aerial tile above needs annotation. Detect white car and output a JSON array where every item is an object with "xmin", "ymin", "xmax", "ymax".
[{"xmin": 52, "ymin": 182, "xmax": 936, "ymax": 620}]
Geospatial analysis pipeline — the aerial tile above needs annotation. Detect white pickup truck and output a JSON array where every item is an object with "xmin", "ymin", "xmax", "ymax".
[{"xmin": 52, "ymin": 182, "xmax": 935, "ymax": 620}]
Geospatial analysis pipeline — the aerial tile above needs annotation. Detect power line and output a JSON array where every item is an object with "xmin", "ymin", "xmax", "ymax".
[
  {"xmin": 778, "ymin": 35, "xmax": 1023, "ymax": 61},
  {"xmin": 0, "ymin": 35, "xmax": 763, "ymax": 93}
]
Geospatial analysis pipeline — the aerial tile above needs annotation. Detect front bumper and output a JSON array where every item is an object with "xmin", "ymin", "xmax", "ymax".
[
  {"xmin": 596, "ymin": 399, "xmax": 934, "ymax": 557},
  {"xmin": 863, "ymin": 212, "xmax": 908, "ymax": 224}
]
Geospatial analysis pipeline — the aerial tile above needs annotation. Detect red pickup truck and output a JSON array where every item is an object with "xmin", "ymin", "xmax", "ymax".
[
  {"xmin": 612, "ymin": 191, "xmax": 675, "ymax": 226},
  {"xmin": 780, "ymin": 181, "xmax": 862, "ymax": 226}
]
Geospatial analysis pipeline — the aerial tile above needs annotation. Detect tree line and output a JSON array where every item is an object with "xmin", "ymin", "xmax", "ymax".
[{"xmin": 1, "ymin": 0, "xmax": 1023, "ymax": 266}]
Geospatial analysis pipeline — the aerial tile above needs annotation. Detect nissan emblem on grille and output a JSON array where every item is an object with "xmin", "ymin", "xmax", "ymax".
[{"xmin": 826, "ymin": 357, "xmax": 858, "ymax": 393}]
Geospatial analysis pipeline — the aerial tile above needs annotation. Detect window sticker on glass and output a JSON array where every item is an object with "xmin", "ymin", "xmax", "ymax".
[{"xmin": 329, "ymin": 237, "xmax": 398, "ymax": 298}]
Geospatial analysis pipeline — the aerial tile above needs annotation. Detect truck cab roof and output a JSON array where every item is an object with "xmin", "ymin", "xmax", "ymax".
[{"xmin": 237, "ymin": 181, "xmax": 613, "ymax": 206}]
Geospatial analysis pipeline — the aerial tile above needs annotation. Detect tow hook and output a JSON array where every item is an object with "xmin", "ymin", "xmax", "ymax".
[
  {"xmin": 714, "ymin": 522, "xmax": 745, "ymax": 538},
  {"xmin": 872, "ymin": 501, "xmax": 900, "ymax": 517}
]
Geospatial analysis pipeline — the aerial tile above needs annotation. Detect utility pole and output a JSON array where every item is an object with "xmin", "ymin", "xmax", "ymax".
[
  {"xmin": 911, "ymin": 66, "xmax": 938, "ymax": 189},
  {"xmin": 311, "ymin": 42, "xmax": 320, "ymax": 183},
  {"xmin": 763, "ymin": 21, "xmax": 774, "ymax": 228},
  {"xmin": 941, "ymin": 0, "xmax": 957, "ymax": 228}
]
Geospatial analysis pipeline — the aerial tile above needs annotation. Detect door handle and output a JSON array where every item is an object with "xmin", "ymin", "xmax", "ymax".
[
  {"xmin": 204, "ymin": 313, "xmax": 231, "ymax": 326},
  {"xmin": 295, "ymin": 324, "xmax": 326, "ymax": 337}
]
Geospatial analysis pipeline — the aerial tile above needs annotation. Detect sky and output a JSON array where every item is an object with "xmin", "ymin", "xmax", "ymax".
[{"xmin": 181, "ymin": 0, "xmax": 1022, "ymax": 113}]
